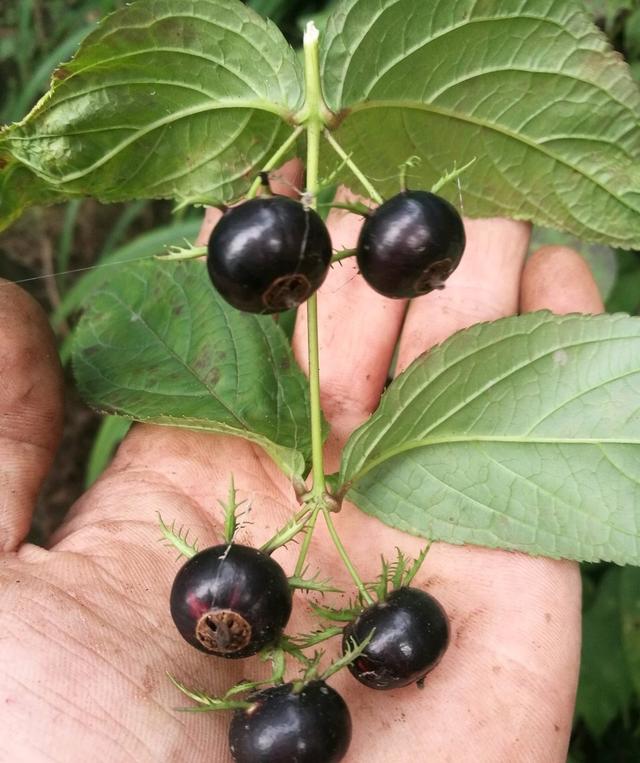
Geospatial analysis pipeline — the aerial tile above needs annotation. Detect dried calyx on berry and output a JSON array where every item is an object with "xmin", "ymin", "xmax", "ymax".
[
  {"xmin": 207, "ymin": 196, "xmax": 332, "ymax": 314},
  {"xmin": 170, "ymin": 544, "xmax": 292, "ymax": 658},
  {"xmin": 356, "ymin": 190, "xmax": 465, "ymax": 298}
]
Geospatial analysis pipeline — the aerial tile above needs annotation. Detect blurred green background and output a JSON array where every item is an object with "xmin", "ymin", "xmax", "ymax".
[{"xmin": 1, "ymin": 1, "xmax": 640, "ymax": 759}]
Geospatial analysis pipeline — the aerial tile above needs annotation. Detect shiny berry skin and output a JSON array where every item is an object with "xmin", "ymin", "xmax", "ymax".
[
  {"xmin": 207, "ymin": 196, "xmax": 332, "ymax": 314},
  {"xmin": 170, "ymin": 544, "xmax": 292, "ymax": 658},
  {"xmin": 356, "ymin": 190, "xmax": 465, "ymax": 298},
  {"xmin": 229, "ymin": 680, "xmax": 351, "ymax": 763},
  {"xmin": 343, "ymin": 586, "xmax": 450, "ymax": 690}
]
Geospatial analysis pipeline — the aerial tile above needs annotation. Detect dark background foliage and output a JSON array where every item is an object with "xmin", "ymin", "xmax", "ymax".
[{"xmin": 1, "ymin": 1, "xmax": 639, "ymax": 758}]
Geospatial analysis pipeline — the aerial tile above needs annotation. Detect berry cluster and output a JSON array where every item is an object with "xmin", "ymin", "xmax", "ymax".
[
  {"xmin": 164, "ymin": 183, "xmax": 463, "ymax": 761},
  {"xmin": 165, "ymin": 504, "xmax": 450, "ymax": 762},
  {"xmin": 206, "ymin": 189, "xmax": 466, "ymax": 313}
]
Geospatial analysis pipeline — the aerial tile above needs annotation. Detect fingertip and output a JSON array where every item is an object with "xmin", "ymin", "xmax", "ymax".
[
  {"xmin": 396, "ymin": 218, "xmax": 530, "ymax": 374},
  {"xmin": 520, "ymin": 245, "xmax": 604, "ymax": 315},
  {"xmin": 268, "ymin": 158, "xmax": 304, "ymax": 198},
  {"xmin": 0, "ymin": 281, "xmax": 64, "ymax": 550},
  {"xmin": 195, "ymin": 207, "xmax": 223, "ymax": 246}
]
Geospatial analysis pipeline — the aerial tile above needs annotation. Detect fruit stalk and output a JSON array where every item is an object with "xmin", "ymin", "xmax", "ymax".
[
  {"xmin": 323, "ymin": 130, "xmax": 383, "ymax": 205},
  {"xmin": 245, "ymin": 125, "xmax": 304, "ymax": 200},
  {"xmin": 323, "ymin": 507, "xmax": 374, "ymax": 605}
]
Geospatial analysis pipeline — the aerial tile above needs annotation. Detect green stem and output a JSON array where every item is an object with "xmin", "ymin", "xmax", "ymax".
[
  {"xmin": 293, "ymin": 504, "xmax": 321, "ymax": 577},
  {"xmin": 260, "ymin": 504, "xmax": 313, "ymax": 554},
  {"xmin": 246, "ymin": 125, "xmax": 305, "ymax": 200},
  {"xmin": 431, "ymin": 157, "xmax": 477, "ymax": 195},
  {"xmin": 302, "ymin": 22, "xmax": 327, "ymax": 498},
  {"xmin": 323, "ymin": 130, "xmax": 384, "ymax": 205},
  {"xmin": 331, "ymin": 248, "xmax": 356, "ymax": 264},
  {"xmin": 322, "ymin": 508, "xmax": 374, "ymax": 606},
  {"xmin": 222, "ymin": 475, "xmax": 238, "ymax": 544},
  {"xmin": 306, "ymin": 295, "xmax": 325, "ymax": 495},
  {"xmin": 318, "ymin": 201, "xmax": 372, "ymax": 216}
]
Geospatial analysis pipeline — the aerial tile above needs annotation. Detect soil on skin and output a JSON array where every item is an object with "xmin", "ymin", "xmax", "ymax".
[{"xmin": 0, "ymin": 198, "xmax": 174, "ymax": 543}]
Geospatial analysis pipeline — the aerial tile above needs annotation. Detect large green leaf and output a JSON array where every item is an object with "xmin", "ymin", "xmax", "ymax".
[
  {"xmin": 575, "ymin": 567, "xmax": 634, "ymax": 738},
  {"xmin": 619, "ymin": 566, "xmax": 640, "ymax": 695},
  {"xmin": 72, "ymin": 259, "xmax": 316, "ymax": 481},
  {"xmin": 0, "ymin": 0, "xmax": 303, "ymax": 229},
  {"xmin": 320, "ymin": 0, "xmax": 640, "ymax": 248},
  {"xmin": 339, "ymin": 312, "xmax": 640, "ymax": 564}
]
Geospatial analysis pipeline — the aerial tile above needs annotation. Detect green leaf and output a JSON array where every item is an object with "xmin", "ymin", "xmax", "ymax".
[
  {"xmin": 0, "ymin": 0, "xmax": 303, "ymax": 229},
  {"xmin": 606, "ymin": 251, "xmax": 640, "ymax": 315},
  {"xmin": 52, "ymin": 218, "xmax": 202, "ymax": 328},
  {"xmin": 247, "ymin": 0, "xmax": 291, "ymax": 24},
  {"xmin": 625, "ymin": 8, "xmax": 640, "ymax": 62},
  {"xmin": 72, "ymin": 259, "xmax": 316, "ymax": 480},
  {"xmin": 619, "ymin": 566, "xmax": 640, "ymax": 695},
  {"xmin": 9, "ymin": 24, "xmax": 95, "ymax": 123},
  {"xmin": 339, "ymin": 312, "xmax": 640, "ymax": 564},
  {"xmin": 575, "ymin": 567, "xmax": 634, "ymax": 738},
  {"xmin": 84, "ymin": 414, "xmax": 132, "ymax": 488},
  {"xmin": 584, "ymin": 0, "xmax": 635, "ymax": 30},
  {"xmin": 320, "ymin": 0, "xmax": 640, "ymax": 248},
  {"xmin": 0, "ymin": 159, "xmax": 65, "ymax": 230}
]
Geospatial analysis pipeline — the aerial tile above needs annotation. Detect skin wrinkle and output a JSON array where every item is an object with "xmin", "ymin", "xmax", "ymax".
[{"xmin": 1, "ymin": 554, "xmax": 222, "ymax": 761}]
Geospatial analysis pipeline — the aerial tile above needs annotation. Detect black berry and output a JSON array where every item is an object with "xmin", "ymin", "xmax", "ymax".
[
  {"xmin": 229, "ymin": 680, "xmax": 351, "ymax": 763},
  {"xmin": 356, "ymin": 190, "xmax": 465, "ymax": 298},
  {"xmin": 343, "ymin": 586, "xmax": 450, "ymax": 690},
  {"xmin": 207, "ymin": 196, "xmax": 332, "ymax": 313},
  {"xmin": 170, "ymin": 544, "xmax": 292, "ymax": 658}
]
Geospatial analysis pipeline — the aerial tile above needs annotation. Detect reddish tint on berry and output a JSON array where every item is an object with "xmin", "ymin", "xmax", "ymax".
[
  {"xmin": 356, "ymin": 190, "xmax": 465, "ymax": 298},
  {"xmin": 170, "ymin": 544, "xmax": 292, "ymax": 658},
  {"xmin": 207, "ymin": 196, "xmax": 332, "ymax": 314},
  {"xmin": 229, "ymin": 680, "xmax": 351, "ymax": 763},
  {"xmin": 343, "ymin": 586, "xmax": 450, "ymax": 689}
]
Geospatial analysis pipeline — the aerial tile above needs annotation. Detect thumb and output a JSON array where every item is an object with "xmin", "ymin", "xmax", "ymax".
[{"xmin": 0, "ymin": 281, "xmax": 64, "ymax": 551}]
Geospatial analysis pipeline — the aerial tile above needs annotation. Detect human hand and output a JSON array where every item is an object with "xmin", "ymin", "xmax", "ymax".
[{"xmin": 0, "ymin": 183, "xmax": 602, "ymax": 761}]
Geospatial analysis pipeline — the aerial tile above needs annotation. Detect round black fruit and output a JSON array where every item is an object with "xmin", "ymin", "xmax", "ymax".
[
  {"xmin": 343, "ymin": 586, "xmax": 450, "ymax": 690},
  {"xmin": 229, "ymin": 680, "xmax": 351, "ymax": 763},
  {"xmin": 356, "ymin": 190, "xmax": 465, "ymax": 298},
  {"xmin": 170, "ymin": 544, "xmax": 292, "ymax": 658},
  {"xmin": 207, "ymin": 196, "xmax": 332, "ymax": 313}
]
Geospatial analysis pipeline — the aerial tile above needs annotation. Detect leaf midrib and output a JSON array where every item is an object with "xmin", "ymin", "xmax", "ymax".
[
  {"xmin": 343, "ymin": 321, "xmax": 638, "ymax": 479},
  {"xmin": 344, "ymin": 100, "xmax": 639, "ymax": 224},
  {"xmin": 11, "ymin": 101, "xmax": 287, "ymax": 185},
  {"xmin": 344, "ymin": 434, "xmax": 640, "ymax": 490}
]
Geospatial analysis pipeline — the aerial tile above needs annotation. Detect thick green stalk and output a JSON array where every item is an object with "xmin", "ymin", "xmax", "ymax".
[{"xmin": 302, "ymin": 22, "xmax": 327, "ymax": 497}]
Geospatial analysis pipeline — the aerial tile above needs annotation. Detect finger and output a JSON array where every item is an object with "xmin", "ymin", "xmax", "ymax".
[
  {"xmin": 49, "ymin": 423, "xmax": 296, "ymax": 551},
  {"xmin": 292, "ymin": 188, "xmax": 406, "ymax": 456},
  {"xmin": 520, "ymin": 244, "xmax": 604, "ymax": 314},
  {"xmin": 396, "ymin": 218, "xmax": 531, "ymax": 372},
  {"xmin": 195, "ymin": 158, "xmax": 304, "ymax": 245},
  {"xmin": 0, "ymin": 281, "xmax": 64, "ymax": 551},
  {"xmin": 339, "ymin": 225, "xmax": 581, "ymax": 761}
]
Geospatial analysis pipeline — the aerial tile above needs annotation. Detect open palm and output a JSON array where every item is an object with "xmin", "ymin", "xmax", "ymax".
[{"xmin": 0, "ymin": 194, "xmax": 601, "ymax": 762}]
